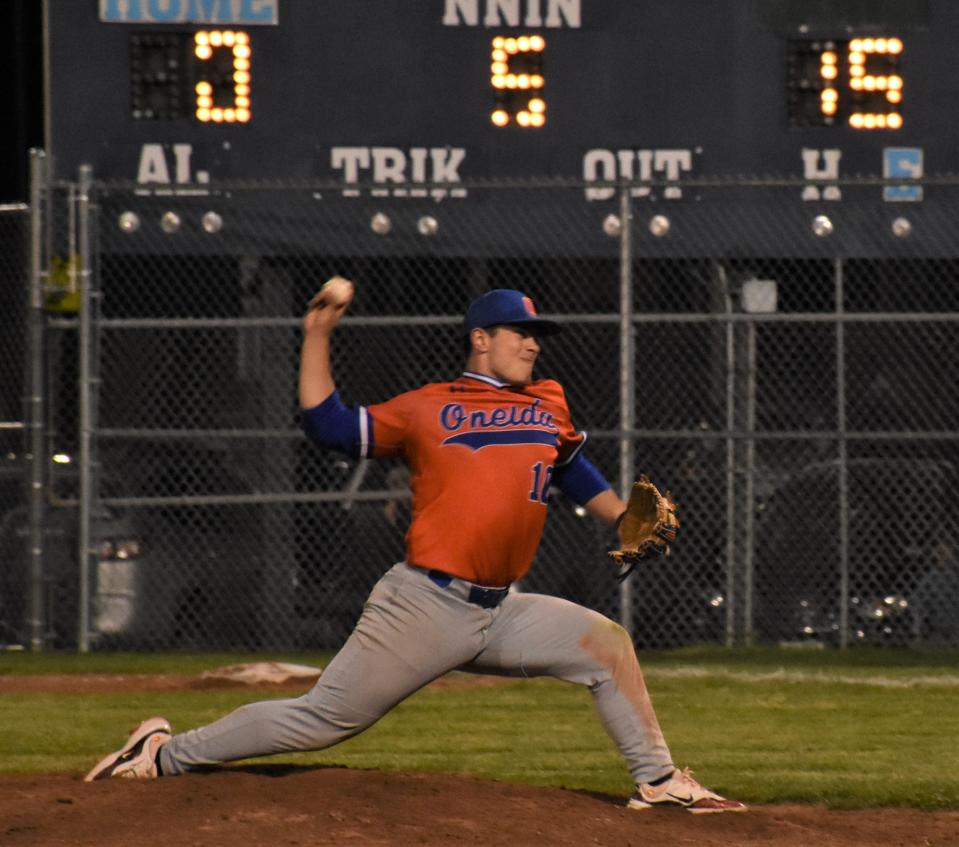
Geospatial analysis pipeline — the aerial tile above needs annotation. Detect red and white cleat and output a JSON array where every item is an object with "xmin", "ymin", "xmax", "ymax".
[{"xmin": 628, "ymin": 768, "xmax": 748, "ymax": 814}]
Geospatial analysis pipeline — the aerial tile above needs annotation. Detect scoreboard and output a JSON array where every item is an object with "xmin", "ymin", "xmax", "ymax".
[{"xmin": 41, "ymin": 0, "xmax": 959, "ymax": 255}]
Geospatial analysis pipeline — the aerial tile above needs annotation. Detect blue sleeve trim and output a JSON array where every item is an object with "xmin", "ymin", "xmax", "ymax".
[
  {"xmin": 300, "ymin": 390, "xmax": 369, "ymax": 458},
  {"xmin": 551, "ymin": 453, "xmax": 611, "ymax": 506},
  {"xmin": 556, "ymin": 430, "xmax": 588, "ymax": 467}
]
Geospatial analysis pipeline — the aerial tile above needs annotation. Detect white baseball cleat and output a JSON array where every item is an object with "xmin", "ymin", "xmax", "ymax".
[
  {"xmin": 84, "ymin": 717, "xmax": 172, "ymax": 782},
  {"xmin": 628, "ymin": 768, "xmax": 747, "ymax": 814}
]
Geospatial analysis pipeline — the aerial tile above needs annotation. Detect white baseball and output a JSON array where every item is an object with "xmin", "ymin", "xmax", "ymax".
[{"xmin": 320, "ymin": 276, "xmax": 353, "ymax": 307}]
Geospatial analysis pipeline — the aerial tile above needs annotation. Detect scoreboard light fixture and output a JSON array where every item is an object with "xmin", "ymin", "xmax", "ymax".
[
  {"xmin": 812, "ymin": 215, "xmax": 834, "ymax": 237},
  {"xmin": 649, "ymin": 215, "xmax": 671, "ymax": 237},
  {"xmin": 891, "ymin": 216, "xmax": 913, "ymax": 238},
  {"xmin": 602, "ymin": 214, "xmax": 622, "ymax": 237},
  {"xmin": 117, "ymin": 211, "xmax": 140, "ymax": 234},
  {"xmin": 417, "ymin": 215, "xmax": 439, "ymax": 236},
  {"xmin": 160, "ymin": 211, "xmax": 181, "ymax": 234},
  {"xmin": 201, "ymin": 211, "xmax": 224, "ymax": 234},
  {"xmin": 370, "ymin": 213, "xmax": 392, "ymax": 236}
]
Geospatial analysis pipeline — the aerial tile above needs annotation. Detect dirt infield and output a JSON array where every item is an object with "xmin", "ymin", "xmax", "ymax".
[
  {"xmin": 3, "ymin": 768, "xmax": 959, "ymax": 847},
  {"xmin": 3, "ymin": 673, "xmax": 959, "ymax": 846}
]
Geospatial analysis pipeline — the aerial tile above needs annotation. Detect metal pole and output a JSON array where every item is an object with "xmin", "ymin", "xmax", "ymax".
[
  {"xmin": 743, "ymin": 321, "xmax": 757, "ymax": 645},
  {"xmin": 617, "ymin": 187, "xmax": 636, "ymax": 635},
  {"xmin": 720, "ymin": 264, "xmax": 737, "ymax": 646},
  {"xmin": 836, "ymin": 257, "xmax": 849, "ymax": 649},
  {"xmin": 77, "ymin": 164, "xmax": 94, "ymax": 652},
  {"xmin": 26, "ymin": 150, "xmax": 48, "ymax": 652}
]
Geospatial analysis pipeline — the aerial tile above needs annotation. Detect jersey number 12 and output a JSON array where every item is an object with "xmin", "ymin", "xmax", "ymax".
[{"xmin": 528, "ymin": 461, "xmax": 553, "ymax": 504}]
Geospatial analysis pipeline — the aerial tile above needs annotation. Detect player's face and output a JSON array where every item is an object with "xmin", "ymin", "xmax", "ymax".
[{"xmin": 485, "ymin": 325, "xmax": 541, "ymax": 385}]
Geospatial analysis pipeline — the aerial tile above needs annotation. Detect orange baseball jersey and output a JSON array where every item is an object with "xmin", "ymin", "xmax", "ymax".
[{"xmin": 362, "ymin": 371, "xmax": 586, "ymax": 586}]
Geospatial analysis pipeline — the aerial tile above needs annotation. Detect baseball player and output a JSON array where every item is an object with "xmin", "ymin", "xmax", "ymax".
[{"xmin": 85, "ymin": 285, "xmax": 746, "ymax": 814}]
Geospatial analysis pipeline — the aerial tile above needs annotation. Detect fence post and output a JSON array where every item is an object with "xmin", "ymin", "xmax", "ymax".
[
  {"xmin": 719, "ymin": 264, "xmax": 737, "ymax": 646},
  {"xmin": 835, "ymin": 256, "xmax": 849, "ymax": 649},
  {"xmin": 26, "ymin": 150, "xmax": 48, "ymax": 652},
  {"xmin": 617, "ymin": 186, "xmax": 636, "ymax": 636},
  {"xmin": 77, "ymin": 164, "xmax": 94, "ymax": 652},
  {"xmin": 742, "ymin": 318, "xmax": 758, "ymax": 646}
]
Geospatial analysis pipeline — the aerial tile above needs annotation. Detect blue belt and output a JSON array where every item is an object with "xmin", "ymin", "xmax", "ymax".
[{"xmin": 426, "ymin": 569, "xmax": 511, "ymax": 609}]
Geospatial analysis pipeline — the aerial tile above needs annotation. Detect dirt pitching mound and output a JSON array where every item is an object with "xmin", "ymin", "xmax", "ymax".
[{"xmin": 2, "ymin": 767, "xmax": 958, "ymax": 847}]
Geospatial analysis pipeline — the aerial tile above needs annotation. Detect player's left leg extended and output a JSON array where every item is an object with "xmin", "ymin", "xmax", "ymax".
[
  {"xmin": 464, "ymin": 592, "xmax": 673, "ymax": 785},
  {"xmin": 464, "ymin": 592, "xmax": 746, "ymax": 813}
]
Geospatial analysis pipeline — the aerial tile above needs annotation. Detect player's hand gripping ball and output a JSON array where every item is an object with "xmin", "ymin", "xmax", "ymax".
[
  {"xmin": 314, "ymin": 276, "xmax": 354, "ymax": 308},
  {"xmin": 305, "ymin": 277, "xmax": 354, "ymax": 332},
  {"xmin": 608, "ymin": 474, "xmax": 680, "ymax": 581}
]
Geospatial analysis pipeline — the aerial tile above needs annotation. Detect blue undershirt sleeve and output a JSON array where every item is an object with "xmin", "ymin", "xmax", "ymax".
[
  {"xmin": 300, "ymin": 390, "xmax": 369, "ymax": 458},
  {"xmin": 551, "ymin": 453, "xmax": 612, "ymax": 506}
]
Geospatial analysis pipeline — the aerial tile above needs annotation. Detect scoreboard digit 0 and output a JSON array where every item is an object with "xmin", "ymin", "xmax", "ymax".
[{"xmin": 130, "ymin": 29, "xmax": 252, "ymax": 123}]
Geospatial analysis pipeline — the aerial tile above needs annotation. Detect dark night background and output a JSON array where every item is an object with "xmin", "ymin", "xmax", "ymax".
[{"xmin": 1, "ymin": 1, "xmax": 43, "ymax": 202}]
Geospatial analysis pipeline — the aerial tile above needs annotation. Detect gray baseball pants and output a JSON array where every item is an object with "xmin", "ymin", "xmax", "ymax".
[{"xmin": 159, "ymin": 562, "xmax": 674, "ymax": 784}]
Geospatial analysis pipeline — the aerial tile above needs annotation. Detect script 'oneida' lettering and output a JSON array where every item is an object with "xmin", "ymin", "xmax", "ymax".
[{"xmin": 440, "ymin": 399, "xmax": 559, "ymax": 432}]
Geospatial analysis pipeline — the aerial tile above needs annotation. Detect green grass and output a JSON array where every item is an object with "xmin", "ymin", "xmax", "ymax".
[{"xmin": 2, "ymin": 647, "xmax": 958, "ymax": 809}]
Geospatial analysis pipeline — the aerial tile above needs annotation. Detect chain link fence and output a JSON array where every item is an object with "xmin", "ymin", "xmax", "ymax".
[
  {"xmin": 0, "ymin": 204, "xmax": 29, "ymax": 648},
  {"xmin": 4, "ymin": 174, "xmax": 958, "ymax": 651}
]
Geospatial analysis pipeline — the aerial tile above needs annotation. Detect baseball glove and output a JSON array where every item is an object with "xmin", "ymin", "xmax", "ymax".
[{"xmin": 608, "ymin": 474, "xmax": 680, "ymax": 581}]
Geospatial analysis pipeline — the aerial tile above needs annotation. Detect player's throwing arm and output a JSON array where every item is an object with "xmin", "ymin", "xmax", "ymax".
[{"xmin": 300, "ymin": 276, "xmax": 355, "ymax": 408}]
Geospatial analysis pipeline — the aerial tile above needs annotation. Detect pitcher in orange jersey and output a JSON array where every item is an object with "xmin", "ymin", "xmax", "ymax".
[{"xmin": 84, "ymin": 284, "xmax": 746, "ymax": 815}]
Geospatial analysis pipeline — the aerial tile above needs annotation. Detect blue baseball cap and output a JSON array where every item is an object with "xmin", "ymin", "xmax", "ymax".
[{"xmin": 462, "ymin": 289, "xmax": 562, "ymax": 337}]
